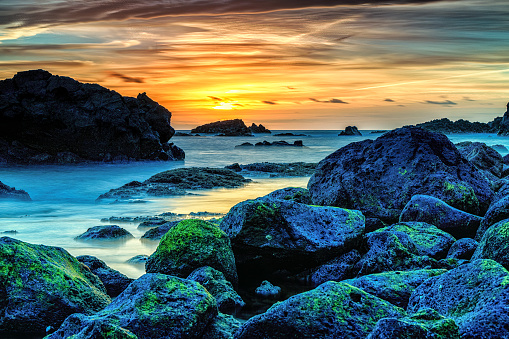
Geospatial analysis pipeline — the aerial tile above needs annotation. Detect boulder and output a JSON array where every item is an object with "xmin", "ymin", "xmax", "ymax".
[
  {"xmin": 47, "ymin": 273, "xmax": 217, "ymax": 339},
  {"xmin": 306, "ymin": 249, "xmax": 361, "ymax": 286},
  {"xmin": 45, "ymin": 316, "xmax": 138, "ymax": 339},
  {"xmin": 191, "ymin": 119, "xmax": 252, "ymax": 136},
  {"xmin": 308, "ymin": 126, "xmax": 493, "ymax": 223},
  {"xmin": 76, "ymin": 255, "xmax": 134, "ymax": 297},
  {"xmin": 407, "ymin": 259, "xmax": 509, "ymax": 339},
  {"xmin": 0, "ymin": 181, "xmax": 31, "ymax": 200},
  {"xmin": 253, "ymin": 140, "xmax": 304, "ymax": 147},
  {"xmin": 343, "ymin": 269, "xmax": 447, "ymax": 308},
  {"xmin": 0, "ymin": 69, "xmax": 184, "ymax": 163},
  {"xmin": 339, "ymin": 125, "xmax": 362, "ymax": 136},
  {"xmin": 146, "ymin": 219, "xmax": 238, "ymax": 285},
  {"xmin": 75, "ymin": 225, "xmax": 134, "ymax": 240},
  {"xmin": 187, "ymin": 266, "xmax": 245, "ymax": 315},
  {"xmin": 228, "ymin": 162, "xmax": 317, "ymax": 177},
  {"xmin": 219, "ymin": 197, "xmax": 365, "ymax": 278},
  {"xmin": 476, "ymin": 195, "xmax": 509, "ymax": 240},
  {"xmin": 264, "ymin": 187, "xmax": 312, "ymax": 204},
  {"xmin": 367, "ymin": 308, "xmax": 460, "ymax": 339},
  {"xmin": 472, "ymin": 219, "xmax": 509, "ymax": 269},
  {"xmin": 457, "ymin": 142, "xmax": 503, "ymax": 180},
  {"xmin": 127, "ymin": 255, "xmax": 149, "ymax": 264},
  {"xmin": 255, "ymin": 280, "xmax": 281, "ymax": 298},
  {"xmin": 201, "ymin": 313, "xmax": 242, "ymax": 339},
  {"xmin": 235, "ymin": 281, "xmax": 405, "ymax": 338},
  {"xmin": 400, "ymin": 195, "xmax": 482, "ymax": 239},
  {"xmin": 446, "ymin": 238, "xmax": 478, "ymax": 260},
  {"xmin": 0, "ymin": 237, "xmax": 111, "ymax": 336},
  {"xmin": 141, "ymin": 221, "xmax": 179, "ymax": 240}
]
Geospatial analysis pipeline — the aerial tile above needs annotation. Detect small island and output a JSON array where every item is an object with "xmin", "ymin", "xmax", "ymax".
[{"xmin": 190, "ymin": 119, "xmax": 271, "ymax": 136}]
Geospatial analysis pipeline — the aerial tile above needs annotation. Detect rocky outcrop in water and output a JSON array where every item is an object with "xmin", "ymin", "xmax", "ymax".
[
  {"xmin": 339, "ymin": 125, "xmax": 362, "ymax": 136},
  {"xmin": 415, "ymin": 118, "xmax": 496, "ymax": 133},
  {"xmin": 249, "ymin": 123, "xmax": 271, "ymax": 133},
  {"xmin": 75, "ymin": 225, "xmax": 134, "ymax": 240},
  {"xmin": 225, "ymin": 162, "xmax": 316, "ymax": 177},
  {"xmin": 191, "ymin": 119, "xmax": 253, "ymax": 136},
  {"xmin": 235, "ymin": 140, "xmax": 305, "ymax": 147},
  {"xmin": 0, "ymin": 69, "xmax": 184, "ymax": 164},
  {"xmin": 497, "ymin": 102, "xmax": 509, "ymax": 136},
  {"xmin": 0, "ymin": 180, "xmax": 31, "ymax": 200}
]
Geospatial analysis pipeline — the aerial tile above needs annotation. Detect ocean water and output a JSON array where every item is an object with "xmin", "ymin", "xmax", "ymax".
[{"xmin": 0, "ymin": 130, "xmax": 508, "ymax": 278}]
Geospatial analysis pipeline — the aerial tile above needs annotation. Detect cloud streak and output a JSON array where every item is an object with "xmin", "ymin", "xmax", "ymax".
[{"xmin": 310, "ymin": 98, "xmax": 349, "ymax": 104}]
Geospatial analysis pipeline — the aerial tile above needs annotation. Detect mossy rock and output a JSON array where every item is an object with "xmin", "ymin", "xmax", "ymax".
[
  {"xmin": 201, "ymin": 313, "xmax": 242, "ymax": 339},
  {"xmin": 44, "ymin": 316, "xmax": 138, "ymax": 339},
  {"xmin": 235, "ymin": 281, "xmax": 406, "ymax": 338},
  {"xmin": 146, "ymin": 219, "xmax": 238, "ymax": 285},
  {"xmin": 0, "ymin": 237, "xmax": 111, "ymax": 336},
  {"xmin": 47, "ymin": 273, "xmax": 217, "ymax": 339},
  {"xmin": 475, "ymin": 196, "xmax": 509, "ymax": 240},
  {"xmin": 472, "ymin": 219, "xmax": 509, "ymax": 270}
]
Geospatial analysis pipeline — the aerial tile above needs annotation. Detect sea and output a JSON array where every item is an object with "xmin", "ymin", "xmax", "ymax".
[{"xmin": 0, "ymin": 130, "xmax": 507, "ymax": 279}]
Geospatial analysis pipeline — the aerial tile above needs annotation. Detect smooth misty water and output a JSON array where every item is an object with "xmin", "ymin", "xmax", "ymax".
[{"xmin": 0, "ymin": 130, "xmax": 508, "ymax": 278}]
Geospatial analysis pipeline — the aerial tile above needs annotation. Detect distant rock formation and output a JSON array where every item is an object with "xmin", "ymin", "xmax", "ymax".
[
  {"xmin": 191, "ymin": 119, "xmax": 253, "ymax": 136},
  {"xmin": 339, "ymin": 126, "xmax": 362, "ymax": 136},
  {"xmin": 249, "ymin": 123, "xmax": 271, "ymax": 133},
  {"xmin": 0, "ymin": 69, "xmax": 184, "ymax": 164},
  {"xmin": 0, "ymin": 181, "xmax": 31, "ymax": 201},
  {"xmin": 235, "ymin": 140, "xmax": 304, "ymax": 148},
  {"xmin": 415, "ymin": 118, "xmax": 496, "ymax": 134},
  {"xmin": 274, "ymin": 133, "xmax": 308, "ymax": 137},
  {"xmin": 497, "ymin": 102, "xmax": 509, "ymax": 136}
]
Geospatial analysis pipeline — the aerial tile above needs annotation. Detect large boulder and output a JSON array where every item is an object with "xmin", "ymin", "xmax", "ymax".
[
  {"xmin": 456, "ymin": 142, "xmax": 503, "ymax": 180},
  {"xmin": 306, "ymin": 249, "xmax": 361, "ymax": 286},
  {"xmin": 202, "ymin": 313, "xmax": 242, "ymax": 339},
  {"xmin": 407, "ymin": 259, "xmax": 509, "ymax": 339},
  {"xmin": 264, "ymin": 187, "xmax": 313, "ymax": 204},
  {"xmin": 145, "ymin": 219, "xmax": 238, "ymax": 285},
  {"xmin": 400, "ymin": 195, "xmax": 482, "ymax": 239},
  {"xmin": 191, "ymin": 119, "xmax": 252, "ymax": 136},
  {"xmin": 447, "ymin": 238, "xmax": 478, "ymax": 260},
  {"xmin": 47, "ymin": 273, "xmax": 217, "ymax": 339},
  {"xmin": 308, "ymin": 126, "xmax": 493, "ymax": 223},
  {"xmin": 0, "ymin": 69, "xmax": 184, "ymax": 163},
  {"xmin": 235, "ymin": 281, "xmax": 406, "ymax": 338},
  {"xmin": 472, "ymin": 219, "xmax": 509, "ymax": 269},
  {"xmin": 475, "ymin": 195, "xmax": 509, "ymax": 240},
  {"xmin": 76, "ymin": 255, "xmax": 134, "ymax": 297},
  {"xmin": 219, "ymin": 197, "xmax": 365, "ymax": 278},
  {"xmin": 0, "ymin": 237, "xmax": 111, "ymax": 337},
  {"xmin": 343, "ymin": 269, "xmax": 447, "ymax": 308},
  {"xmin": 0, "ymin": 180, "xmax": 31, "ymax": 200}
]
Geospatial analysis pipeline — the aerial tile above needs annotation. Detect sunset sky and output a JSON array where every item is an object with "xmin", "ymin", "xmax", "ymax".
[{"xmin": 1, "ymin": 0, "xmax": 508, "ymax": 130}]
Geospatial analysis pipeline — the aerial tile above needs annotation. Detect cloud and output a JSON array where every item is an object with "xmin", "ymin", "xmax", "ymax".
[
  {"xmin": 384, "ymin": 98, "xmax": 395, "ymax": 102},
  {"xmin": 109, "ymin": 72, "xmax": 144, "ymax": 83},
  {"xmin": 423, "ymin": 100, "xmax": 457, "ymax": 106},
  {"xmin": 262, "ymin": 100, "xmax": 278, "ymax": 105},
  {"xmin": 463, "ymin": 96, "xmax": 475, "ymax": 101},
  {"xmin": 310, "ymin": 98, "xmax": 348, "ymax": 104}
]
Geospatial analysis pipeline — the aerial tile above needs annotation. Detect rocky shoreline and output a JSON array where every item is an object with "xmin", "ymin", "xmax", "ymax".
[{"xmin": 3, "ymin": 126, "xmax": 509, "ymax": 338}]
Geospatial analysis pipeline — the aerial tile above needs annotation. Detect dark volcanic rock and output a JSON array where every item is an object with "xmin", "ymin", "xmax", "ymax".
[
  {"xmin": 126, "ymin": 254, "xmax": 149, "ymax": 264},
  {"xmin": 472, "ymin": 219, "xmax": 509, "ymax": 270},
  {"xmin": 447, "ymin": 238, "xmax": 478, "ymax": 260},
  {"xmin": 255, "ymin": 280, "xmax": 281, "ymax": 298},
  {"xmin": 457, "ymin": 141, "xmax": 503, "ymax": 180},
  {"xmin": 97, "ymin": 167, "xmax": 251, "ymax": 201},
  {"xmin": 146, "ymin": 219, "xmax": 238, "ymax": 285},
  {"xmin": 339, "ymin": 125, "xmax": 362, "ymax": 136},
  {"xmin": 305, "ymin": 249, "xmax": 361, "ymax": 286},
  {"xmin": 235, "ymin": 281, "xmax": 405, "ymax": 338},
  {"xmin": 476, "ymin": 195, "xmax": 509, "ymax": 240},
  {"xmin": 264, "ymin": 187, "xmax": 312, "ymax": 204},
  {"xmin": 343, "ymin": 269, "xmax": 447, "ymax": 308},
  {"xmin": 497, "ymin": 102, "xmax": 509, "ymax": 136},
  {"xmin": 47, "ymin": 273, "xmax": 217, "ymax": 339},
  {"xmin": 76, "ymin": 255, "xmax": 133, "ymax": 297},
  {"xmin": 141, "ymin": 221, "xmax": 179, "ymax": 240},
  {"xmin": 202, "ymin": 313, "xmax": 241, "ymax": 339},
  {"xmin": 228, "ymin": 162, "xmax": 317, "ymax": 177},
  {"xmin": 407, "ymin": 259, "xmax": 509, "ymax": 339},
  {"xmin": 75, "ymin": 225, "xmax": 134, "ymax": 240},
  {"xmin": 308, "ymin": 126, "xmax": 493, "ymax": 223},
  {"xmin": 191, "ymin": 119, "xmax": 252, "ymax": 136},
  {"xmin": 251, "ymin": 140, "xmax": 304, "ymax": 147},
  {"xmin": 416, "ymin": 117, "xmax": 496, "ymax": 133},
  {"xmin": 219, "ymin": 196, "xmax": 365, "ymax": 279},
  {"xmin": 0, "ymin": 237, "xmax": 111, "ymax": 337},
  {"xmin": 274, "ymin": 132, "xmax": 308, "ymax": 137},
  {"xmin": 45, "ymin": 317, "xmax": 138, "ymax": 339},
  {"xmin": 0, "ymin": 69, "xmax": 184, "ymax": 163},
  {"xmin": 0, "ymin": 180, "xmax": 31, "ymax": 200},
  {"xmin": 249, "ymin": 123, "xmax": 271, "ymax": 133},
  {"xmin": 400, "ymin": 194, "xmax": 482, "ymax": 239}
]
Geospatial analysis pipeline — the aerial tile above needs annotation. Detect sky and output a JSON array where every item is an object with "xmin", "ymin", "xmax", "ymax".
[{"xmin": 1, "ymin": 0, "xmax": 508, "ymax": 130}]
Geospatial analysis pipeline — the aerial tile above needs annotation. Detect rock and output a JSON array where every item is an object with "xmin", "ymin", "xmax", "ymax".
[
  {"xmin": 137, "ymin": 219, "xmax": 168, "ymax": 228},
  {"xmin": 234, "ymin": 142, "xmax": 254, "ymax": 148},
  {"xmin": 249, "ymin": 123, "xmax": 271, "ymax": 133},
  {"xmin": 339, "ymin": 125, "xmax": 362, "ymax": 136},
  {"xmin": 447, "ymin": 238, "xmax": 478, "ymax": 260},
  {"xmin": 416, "ymin": 117, "xmax": 496, "ymax": 133},
  {"xmin": 407, "ymin": 259, "xmax": 509, "ymax": 339},
  {"xmin": 0, "ymin": 237, "xmax": 111, "ymax": 336},
  {"xmin": 504, "ymin": 154, "xmax": 509, "ymax": 164},
  {"xmin": 202, "ymin": 313, "xmax": 242, "ymax": 339},
  {"xmin": 367, "ymin": 308, "xmax": 460, "ymax": 339},
  {"xmin": 76, "ymin": 255, "xmax": 134, "ymax": 297},
  {"xmin": 274, "ymin": 132, "xmax": 308, "ymax": 137},
  {"xmin": 191, "ymin": 119, "xmax": 252, "ymax": 136},
  {"xmin": 45, "ymin": 316, "xmax": 138, "ymax": 339},
  {"xmin": 227, "ymin": 162, "xmax": 317, "ymax": 177},
  {"xmin": 47, "ymin": 273, "xmax": 217, "ymax": 339},
  {"xmin": 343, "ymin": 269, "xmax": 447, "ymax": 308},
  {"xmin": 225, "ymin": 163, "xmax": 242, "ymax": 171},
  {"xmin": 476, "ymin": 195, "xmax": 509, "ymax": 240},
  {"xmin": 497, "ymin": 102, "xmax": 509, "ymax": 136},
  {"xmin": 492, "ymin": 144, "xmax": 508, "ymax": 152},
  {"xmin": 126, "ymin": 254, "xmax": 149, "ymax": 264},
  {"xmin": 370, "ymin": 130, "xmax": 388, "ymax": 134},
  {"xmin": 187, "ymin": 266, "xmax": 245, "ymax": 315},
  {"xmin": 400, "ymin": 194, "xmax": 482, "ymax": 239},
  {"xmin": 0, "ymin": 69, "xmax": 184, "ymax": 163},
  {"xmin": 146, "ymin": 219, "xmax": 238, "ymax": 285},
  {"xmin": 235, "ymin": 281, "xmax": 405, "ymax": 338},
  {"xmin": 457, "ymin": 141, "xmax": 503, "ymax": 180},
  {"xmin": 141, "ymin": 221, "xmax": 179, "ymax": 240},
  {"xmin": 255, "ymin": 280, "xmax": 281, "ymax": 298},
  {"xmin": 472, "ymin": 219, "xmax": 509, "ymax": 270},
  {"xmin": 0, "ymin": 180, "xmax": 31, "ymax": 200},
  {"xmin": 252, "ymin": 140, "xmax": 305, "ymax": 147},
  {"xmin": 97, "ymin": 167, "xmax": 251, "ymax": 201},
  {"xmin": 264, "ymin": 187, "xmax": 313, "ymax": 204},
  {"xmin": 75, "ymin": 225, "xmax": 134, "ymax": 240},
  {"xmin": 308, "ymin": 126, "xmax": 493, "ymax": 223},
  {"xmin": 305, "ymin": 250, "xmax": 361, "ymax": 286},
  {"xmin": 219, "ymin": 197, "xmax": 365, "ymax": 279}
]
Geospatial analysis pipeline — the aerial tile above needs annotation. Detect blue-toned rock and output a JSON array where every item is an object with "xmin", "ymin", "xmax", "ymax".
[
  {"xmin": 457, "ymin": 141, "xmax": 503, "ymax": 180},
  {"xmin": 446, "ymin": 238, "xmax": 478, "ymax": 260},
  {"xmin": 407, "ymin": 259, "xmax": 509, "ymax": 339},
  {"xmin": 308, "ymin": 126, "xmax": 493, "ymax": 223},
  {"xmin": 400, "ymin": 195, "xmax": 482, "ymax": 239},
  {"xmin": 202, "ymin": 313, "xmax": 241, "ymax": 339},
  {"xmin": 235, "ymin": 281, "xmax": 405, "ymax": 338},
  {"xmin": 307, "ymin": 249, "xmax": 361, "ymax": 286},
  {"xmin": 476, "ymin": 195, "xmax": 509, "ymax": 240},
  {"xmin": 0, "ymin": 180, "xmax": 31, "ymax": 200},
  {"xmin": 141, "ymin": 221, "xmax": 179, "ymax": 240},
  {"xmin": 264, "ymin": 187, "xmax": 312, "ymax": 204},
  {"xmin": 75, "ymin": 225, "xmax": 134, "ymax": 240},
  {"xmin": 255, "ymin": 280, "xmax": 281, "ymax": 298},
  {"xmin": 472, "ymin": 219, "xmax": 509, "ymax": 269}
]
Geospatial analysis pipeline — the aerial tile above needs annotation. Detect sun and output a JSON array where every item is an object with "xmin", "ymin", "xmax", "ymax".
[{"xmin": 213, "ymin": 102, "xmax": 234, "ymax": 110}]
